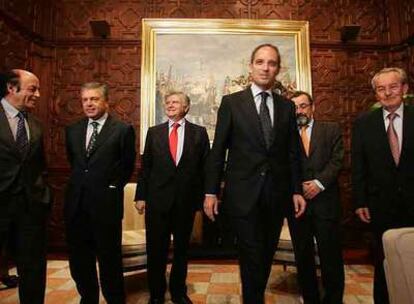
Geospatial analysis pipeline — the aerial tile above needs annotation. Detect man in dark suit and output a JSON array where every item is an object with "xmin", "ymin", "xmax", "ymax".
[
  {"xmin": 204, "ymin": 44, "xmax": 306, "ymax": 304},
  {"xmin": 352, "ymin": 67, "xmax": 414, "ymax": 304},
  {"xmin": 65, "ymin": 82, "xmax": 136, "ymax": 304},
  {"xmin": 135, "ymin": 91, "xmax": 209, "ymax": 304},
  {"xmin": 0, "ymin": 69, "xmax": 51, "ymax": 304},
  {"xmin": 290, "ymin": 91, "xmax": 344, "ymax": 304}
]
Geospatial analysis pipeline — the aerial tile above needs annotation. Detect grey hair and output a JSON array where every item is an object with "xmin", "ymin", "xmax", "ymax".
[
  {"xmin": 81, "ymin": 82, "xmax": 109, "ymax": 101},
  {"xmin": 371, "ymin": 67, "xmax": 407, "ymax": 90}
]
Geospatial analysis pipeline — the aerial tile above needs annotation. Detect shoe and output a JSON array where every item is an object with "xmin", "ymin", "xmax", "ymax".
[
  {"xmin": 147, "ymin": 298, "xmax": 164, "ymax": 304},
  {"xmin": 1, "ymin": 275, "xmax": 18, "ymax": 288},
  {"xmin": 171, "ymin": 295, "xmax": 193, "ymax": 304}
]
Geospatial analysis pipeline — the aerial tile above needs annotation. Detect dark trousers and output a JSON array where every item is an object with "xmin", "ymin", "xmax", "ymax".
[
  {"xmin": 231, "ymin": 175, "xmax": 285, "ymax": 304},
  {"xmin": 0, "ymin": 193, "xmax": 47, "ymax": 304},
  {"xmin": 288, "ymin": 211, "xmax": 344, "ymax": 304},
  {"xmin": 372, "ymin": 206, "xmax": 414, "ymax": 304},
  {"xmin": 145, "ymin": 201, "xmax": 196, "ymax": 301},
  {"xmin": 66, "ymin": 204, "xmax": 125, "ymax": 304}
]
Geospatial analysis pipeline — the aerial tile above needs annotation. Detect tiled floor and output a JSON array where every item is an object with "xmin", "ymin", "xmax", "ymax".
[{"xmin": 0, "ymin": 261, "xmax": 374, "ymax": 304}]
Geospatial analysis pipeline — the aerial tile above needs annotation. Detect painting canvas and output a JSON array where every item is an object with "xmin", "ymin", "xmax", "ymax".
[{"xmin": 140, "ymin": 19, "xmax": 312, "ymax": 150}]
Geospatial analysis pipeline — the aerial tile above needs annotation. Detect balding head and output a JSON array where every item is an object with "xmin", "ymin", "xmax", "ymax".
[{"xmin": 1, "ymin": 69, "xmax": 40, "ymax": 111}]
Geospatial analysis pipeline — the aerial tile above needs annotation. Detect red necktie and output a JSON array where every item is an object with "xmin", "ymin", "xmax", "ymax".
[
  {"xmin": 387, "ymin": 112, "xmax": 400, "ymax": 166},
  {"xmin": 169, "ymin": 122, "xmax": 180, "ymax": 165}
]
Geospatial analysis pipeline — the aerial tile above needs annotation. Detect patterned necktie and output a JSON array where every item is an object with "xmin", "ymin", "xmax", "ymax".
[
  {"xmin": 387, "ymin": 112, "xmax": 400, "ymax": 166},
  {"xmin": 169, "ymin": 122, "xmax": 180, "ymax": 165},
  {"xmin": 300, "ymin": 125, "xmax": 310, "ymax": 157},
  {"xmin": 16, "ymin": 111, "xmax": 29, "ymax": 156},
  {"xmin": 259, "ymin": 91, "xmax": 272, "ymax": 149},
  {"xmin": 86, "ymin": 121, "xmax": 99, "ymax": 158}
]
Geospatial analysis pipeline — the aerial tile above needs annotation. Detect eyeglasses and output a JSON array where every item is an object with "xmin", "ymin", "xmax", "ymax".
[{"xmin": 295, "ymin": 103, "xmax": 311, "ymax": 110}]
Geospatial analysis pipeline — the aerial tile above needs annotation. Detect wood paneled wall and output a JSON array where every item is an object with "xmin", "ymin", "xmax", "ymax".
[{"xmin": 1, "ymin": 0, "xmax": 413, "ymax": 250}]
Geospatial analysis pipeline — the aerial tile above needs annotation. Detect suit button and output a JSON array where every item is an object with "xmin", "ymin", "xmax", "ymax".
[{"xmin": 84, "ymin": 169, "xmax": 88, "ymax": 173}]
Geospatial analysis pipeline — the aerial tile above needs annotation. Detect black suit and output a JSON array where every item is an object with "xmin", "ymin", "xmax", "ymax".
[
  {"xmin": 205, "ymin": 88, "xmax": 302, "ymax": 304},
  {"xmin": 289, "ymin": 121, "xmax": 345, "ymax": 304},
  {"xmin": 135, "ymin": 120, "xmax": 209, "ymax": 301},
  {"xmin": 0, "ymin": 103, "xmax": 51, "ymax": 304},
  {"xmin": 65, "ymin": 115, "xmax": 136, "ymax": 304},
  {"xmin": 352, "ymin": 105, "xmax": 414, "ymax": 303}
]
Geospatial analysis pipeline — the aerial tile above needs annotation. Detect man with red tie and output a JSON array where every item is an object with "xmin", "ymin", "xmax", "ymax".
[
  {"xmin": 352, "ymin": 67, "xmax": 414, "ymax": 303},
  {"xmin": 135, "ymin": 91, "xmax": 210, "ymax": 304}
]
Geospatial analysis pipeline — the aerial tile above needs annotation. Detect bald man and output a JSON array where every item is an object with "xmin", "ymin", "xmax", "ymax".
[{"xmin": 0, "ymin": 69, "xmax": 51, "ymax": 304}]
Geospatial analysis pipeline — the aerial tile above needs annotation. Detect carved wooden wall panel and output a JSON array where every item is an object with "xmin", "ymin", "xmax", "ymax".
[
  {"xmin": 1, "ymin": 0, "xmax": 413, "ymax": 249},
  {"xmin": 0, "ymin": 21, "xmax": 30, "ymax": 70}
]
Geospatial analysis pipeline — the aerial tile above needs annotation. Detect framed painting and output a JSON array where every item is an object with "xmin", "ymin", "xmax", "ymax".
[{"xmin": 140, "ymin": 18, "xmax": 312, "ymax": 151}]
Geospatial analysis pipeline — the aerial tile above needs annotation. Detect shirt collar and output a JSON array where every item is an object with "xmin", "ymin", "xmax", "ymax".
[
  {"xmin": 88, "ymin": 112, "xmax": 108, "ymax": 126},
  {"xmin": 1, "ymin": 97, "xmax": 20, "ymax": 118},
  {"xmin": 251, "ymin": 83, "xmax": 273, "ymax": 98},
  {"xmin": 383, "ymin": 103, "xmax": 404, "ymax": 120},
  {"xmin": 168, "ymin": 118, "xmax": 186, "ymax": 128}
]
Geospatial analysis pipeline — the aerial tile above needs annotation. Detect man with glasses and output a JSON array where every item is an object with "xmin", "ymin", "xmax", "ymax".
[
  {"xmin": 352, "ymin": 67, "xmax": 414, "ymax": 303},
  {"xmin": 291, "ymin": 91, "xmax": 345, "ymax": 303},
  {"xmin": 0, "ymin": 69, "xmax": 51, "ymax": 304}
]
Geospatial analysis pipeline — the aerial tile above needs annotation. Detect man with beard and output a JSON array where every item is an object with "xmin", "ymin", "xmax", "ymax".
[
  {"xmin": 291, "ymin": 91, "xmax": 345, "ymax": 304},
  {"xmin": 0, "ymin": 69, "xmax": 51, "ymax": 303}
]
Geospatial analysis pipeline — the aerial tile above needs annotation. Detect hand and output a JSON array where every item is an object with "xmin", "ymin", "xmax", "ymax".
[
  {"xmin": 293, "ymin": 194, "xmax": 306, "ymax": 218},
  {"xmin": 355, "ymin": 207, "xmax": 371, "ymax": 223},
  {"xmin": 303, "ymin": 180, "xmax": 322, "ymax": 200},
  {"xmin": 204, "ymin": 195, "xmax": 219, "ymax": 221},
  {"xmin": 134, "ymin": 200, "xmax": 146, "ymax": 215}
]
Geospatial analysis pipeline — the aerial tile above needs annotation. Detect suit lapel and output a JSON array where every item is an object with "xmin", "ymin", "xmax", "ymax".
[
  {"xmin": 27, "ymin": 114, "xmax": 40, "ymax": 146},
  {"xmin": 400, "ymin": 105, "xmax": 414, "ymax": 165},
  {"xmin": 271, "ymin": 92, "xmax": 283, "ymax": 147},
  {"xmin": 159, "ymin": 121, "xmax": 176, "ymax": 166},
  {"xmin": 178, "ymin": 120, "xmax": 193, "ymax": 167},
  {"xmin": 0, "ymin": 104, "xmax": 18, "ymax": 152},
  {"xmin": 308, "ymin": 120, "xmax": 320, "ymax": 157},
  {"xmin": 240, "ymin": 88, "xmax": 267, "ymax": 150},
  {"xmin": 372, "ymin": 109, "xmax": 396, "ymax": 168}
]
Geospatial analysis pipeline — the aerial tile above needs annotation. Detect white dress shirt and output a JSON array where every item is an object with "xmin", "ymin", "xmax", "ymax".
[
  {"xmin": 168, "ymin": 118, "xmax": 186, "ymax": 164},
  {"xmin": 1, "ymin": 97, "xmax": 30, "ymax": 140},
  {"xmin": 85, "ymin": 112, "xmax": 108, "ymax": 149},
  {"xmin": 382, "ymin": 103, "xmax": 404, "ymax": 151},
  {"xmin": 250, "ymin": 83, "xmax": 274, "ymax": 126}
]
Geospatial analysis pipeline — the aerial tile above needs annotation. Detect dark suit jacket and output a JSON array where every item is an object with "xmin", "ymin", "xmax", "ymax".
[
  {"xmin": 135, "ymin": 120, "xmax": 210, "ymax": 213},
  {"xmin": 301, "ymin": 121, "xmax": 344, "ymax": 220},
  {"xmin": 352, "ymin": 105, "xmax": 414, "ymax": 227},
  {"xmin": 0, "ymin": 104, "xmax": 50, "ymax": 205},
  {"xmin": 65, "ymin": 115, "xmax": 136, "ymax": 222},
  {"xmin": 205, "ymin": 87, "xmax": 302, "ymax": 217}
]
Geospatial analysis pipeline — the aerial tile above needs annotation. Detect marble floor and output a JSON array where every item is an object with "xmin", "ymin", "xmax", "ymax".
[{"xmin": 0, "ymin": 261, "xmax": 374, "ymax": 304}]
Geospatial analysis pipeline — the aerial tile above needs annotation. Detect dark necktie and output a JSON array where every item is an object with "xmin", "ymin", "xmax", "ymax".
[
  {"xmin": 169, "ymin": 122, "xmax": 180, "ymax": 165},
  {"xmin": 259, "ymin": 91, "xmax": 272, "ymax": 149},
  {"xmin": 16, "ymin": 111, "xmax": 29, "ymax": 156},
  {"xmin": 387, "ymin": 112, "xmax": 400, "ymax": 166},
  {"xmin": 86, "ymin": 121, "xmax": 99, "ymax": 158}
]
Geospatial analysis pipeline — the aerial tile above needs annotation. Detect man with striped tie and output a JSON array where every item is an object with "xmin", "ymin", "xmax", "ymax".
[
  {"xmin": 65, "ymin": 82, "xmax": 136, "ymax": 304},
  {"xmin": 0, "ymin": 69, "xmax": 51, "ymax": 304},
  {"xmin": 135, "ymin": 91, "xmax": 209, "ymax": 304}
]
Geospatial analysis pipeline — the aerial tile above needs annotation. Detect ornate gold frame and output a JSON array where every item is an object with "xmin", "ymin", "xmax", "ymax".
[{"xmin": 140, "ymin": 18, "xmax": 312, "ymax": 152}]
